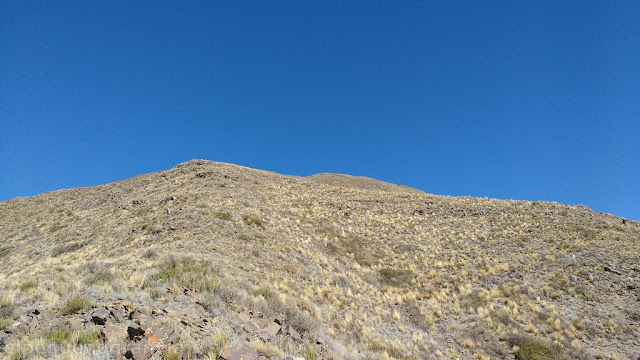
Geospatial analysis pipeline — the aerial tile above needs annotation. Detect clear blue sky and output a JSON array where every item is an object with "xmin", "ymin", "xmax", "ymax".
[{"xmin": 1, "ymin": 1, "xmax": 638, "ymax": 220}]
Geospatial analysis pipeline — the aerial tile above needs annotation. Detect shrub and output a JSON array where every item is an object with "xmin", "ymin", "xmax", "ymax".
[
  {"xmin": 463, "ymin": 291, "xmax": 489, "ymax": 310},
  {"xmin": 60, "ymin": 295, "xmax": 92, "ymax": 315},
  {"xmin": 5, "ymin": 342, "xmax": 31, "ymax": 360},
  {"xmin": 213, "ymin": 212, "xmax": 233, "ymax": 221},
  {"xmin": 153, "ymin": 256, "xmax": 218, "ymax": 292},
  {"xmin": 51, "ymin": 241, "xmax": 88, "ymax": 257},
  {"xmin": 19, "ymin": 280, "xmax": 38, "ymax": 292},
  {"xmin": 253, "ymin": 341, "xmax": 284, "ymax": 358},
  {"xmin": 301, "ymin": 344, "xmax": 318, "ymax": 360},
  {"xmin": 378, "ymin": 268, "xmax": 414, "ymax": 287},
  {"xmin": 81, "ymin": 262, "xmax": 115, "ymax": 284},
  {"xmin": 142, "ymin": 249, "xmax": 157, "ymax": 259},
  {"xmin": 199, "ymin": 332, "xmax": 228, "ymax": 359},
  {"xmin": 368, "ymin": 339, "xmax": 409, "ymax": 359},
  {"xmin": 42, "ymin": 326, "xmax": 71, "ymax": 344},
  {"xmin": 243, "ymin": 215, "xmax": 264, "ymax": 227},
  {"xmin": 75, "ymin": 329, "xmax": 99, "ymax": 346},
  {"xmin": 0, "ymin": 317, "xmax": 13, "ymax": 331},
  {"xmin": 510, "ymin": 336, "xmax": 563, "ymax": 360}
]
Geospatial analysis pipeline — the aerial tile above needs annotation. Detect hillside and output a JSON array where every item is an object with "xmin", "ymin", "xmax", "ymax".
[{"xmin": 0, "ymin": 160, "xmax": 638, "ymax": 360}]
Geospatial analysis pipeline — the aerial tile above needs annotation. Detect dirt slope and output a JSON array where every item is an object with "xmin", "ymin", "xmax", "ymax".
[{"xmin": 0, "ymin": 160, "xmax": 638, "ymax": 360}]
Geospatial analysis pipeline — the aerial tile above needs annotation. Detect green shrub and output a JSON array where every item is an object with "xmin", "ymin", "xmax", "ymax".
[
  {"xmin": 19, "ymin": 280, "xmax": 38, "ymax": 292},
  {"xmin": 510, "ymin": 336, "xmax": 562, "ymax": 360},
  {"xmin": 463, "ymin": 291, "xmax": 489, "ymax": 310},
  {"xmin": 42, "ymin": 326, "xmax": 71, "ymax": 344},
  {"xmin": 378, "ymin": 268, "xmax": 414, "ymax": 287},
  {"xmin": 51, "ymin": 241, "xmax": 88, "ymax": 257},
  {"xmin": 213, "ymin": 211, "xmax": 233, "ymax": 221},
  {"xmin": 6, "ymin": 342, "xmax": 31, "ymax": 360},
  {"xmin": 153, "ymin": 256, "xmax": 218, "ymax": 292},
  {"xmin": 0, "ymin": 317, "xmax": 13, "ymax": 331},
  {"xmin": 81, "ymin": 262, "xmax": 115, "ymax": 284},
  {"xmin": 243, "ymin": 215, "xmax": 264, "ymax": 227},
  {"xmin": 76, "ymin": 329, "xmax": 99, "ymax": 346},
  {"xmin": 60, "ymin": 295, "xmax": 92, "ymax": 315}
]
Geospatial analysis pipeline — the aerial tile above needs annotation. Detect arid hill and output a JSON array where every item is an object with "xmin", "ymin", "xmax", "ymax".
[{"xmin": 0, "ymin": 160, "xmax": 638, "ymax": 360}]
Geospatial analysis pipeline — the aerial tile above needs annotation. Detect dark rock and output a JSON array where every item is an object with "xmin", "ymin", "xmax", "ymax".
[
  {"xmin": 92, "ymin": 308, "xmax": 110, "ymax": 325},
  {"xmin": 127, "ymin": 324, "xmax": 147, "ymax": 340}
]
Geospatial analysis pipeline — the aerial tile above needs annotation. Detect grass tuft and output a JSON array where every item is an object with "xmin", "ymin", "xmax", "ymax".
[
  {"xmin": 60, "ymin": 295, "xmax": 92, "ymax": 315},
  {"xmin": 243, "ymin": 215, "xmax": 264, "ymax": 227}
]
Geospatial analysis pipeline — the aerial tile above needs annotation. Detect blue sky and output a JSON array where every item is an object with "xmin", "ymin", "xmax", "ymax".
[{"xmin": 1, "ymin": 1, "xmax": 638, "ymax": 220}]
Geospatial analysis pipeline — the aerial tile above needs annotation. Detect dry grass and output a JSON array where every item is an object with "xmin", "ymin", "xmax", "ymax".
[{"xmin": 0, "ymin": 159, "xmax": 638, "ymax": 359}]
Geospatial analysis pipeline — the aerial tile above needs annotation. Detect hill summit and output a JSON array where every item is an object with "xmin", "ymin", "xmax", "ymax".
[{"xmin": 0, "ymin": 160, "xmax": 638, "ymax": 359}]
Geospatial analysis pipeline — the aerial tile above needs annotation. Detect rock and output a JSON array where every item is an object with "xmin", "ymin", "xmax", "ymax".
[
  {"xmin": 287, "ymin": 326, "xmax": 301, "ymax": 341},
  {"xmin": 243, "ymin": 320, "xmax": 260, "ymax": 334},
  {"xmin": 124, "ymin": 342, "xmax": 148, "ymax": 360},
  {"xmin": 129, "ymin": 309, "xmax": 150, "ymax": 322},
  {"xmin": 110, "ymin": 304, "xmax": 128, "ymax": 321},
  {"xmin": 100, "ymin": 323, "xmax": 126, "ymax": 343},
  {"xmin": 219, "ymin": 341, "xmax": 259, "ymax": 360},
  {"xmin": 68, "ymin": 318, "xmax": 87, "ymax": 330},
  {"xmin": 127, "ymin": 324, "xmax": 147, "ymax": 340},
  {"xmin": 317, "ymin": 337, "xmax": 325, "ymax": 345},
  {"xmin": 259, "ymin": 322, "xmax": 281, "ymax": 340},
  {"xmin": 92, "ymin": 308, "xmax": 110, "ymax": 325}
]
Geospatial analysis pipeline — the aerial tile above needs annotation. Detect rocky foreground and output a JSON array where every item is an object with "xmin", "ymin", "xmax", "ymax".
[{"xmin": 0, "ymin": 160, "xmax": 638, "ymax": 360}]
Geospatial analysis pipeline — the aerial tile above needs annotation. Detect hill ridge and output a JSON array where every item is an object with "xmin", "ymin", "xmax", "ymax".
[{"xmin": 0, "ymin": 160, "xmax": 638, "ymax": 359}]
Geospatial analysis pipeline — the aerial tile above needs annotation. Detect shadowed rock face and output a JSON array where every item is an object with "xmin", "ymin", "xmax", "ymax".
[{"xmin": 0, "ymin": 159, "xmax": 638, "ymax": 359}]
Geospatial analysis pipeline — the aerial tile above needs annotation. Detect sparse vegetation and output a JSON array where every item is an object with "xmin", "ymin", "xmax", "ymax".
[
  {"xmin": 51, "ymin": 241, "xmax": 89, "ymax": 257},
  {"xmin": 75, "ymin": 329, "xmax": 99, "ymax": 346},
  {"xmin": 60, "ymin": 295, "xmax": 92, "ymax": 315},
  {"xmin": 42, "ymin": 326, "xmax": 71, "ymax": 345},
  {"xmin": 253, "ymin": 341, "xmax": 284, "ymax": 357},
  {"xmin": 242, "ymin": 215, "xmax": 264, "ymax": 227},
  {"xmin": 153, "ymin": 256, "xmax": 218, "ymax": 292},
  {"xmin": 510, "ymin": 336, "xmax": 563, "ymax": 360},
  {"xmin": 0, "ymin": 316, "xmax": 13, "ymax": 331},
  {"xmin": 19, "ymin": 280, "xmax": 38, "ymax": 292},
  {"xmin": 212, "ymin": 211, "xmax": 233, "ymax": 221},
  {"xmin": 81, "ymin": 262, "xmax": 115, "ymax": 284},
  {"xmin": 378, "ymin": 268, "xmax": 414, "ymax": 287},
  {"xmin": 0, "ymin": 160, "xmax": 637, "ymax": 359}
]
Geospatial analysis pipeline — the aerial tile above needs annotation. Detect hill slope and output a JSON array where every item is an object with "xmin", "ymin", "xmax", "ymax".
[{"xmin": 0, "ymin": 160, "xmax": 638, "ymax": 360}]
